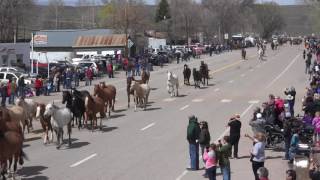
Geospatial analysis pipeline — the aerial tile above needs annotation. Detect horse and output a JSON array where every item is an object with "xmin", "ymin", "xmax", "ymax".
[
  {"xmin": 93, "ymin": 85, "xmax": 115, "ymax": 116},
  {"xmin": 84, "ymin": 94, "xmax": 106, "ymax": 131},
  {"xmin": 0, "ymin": 107, "xmax": 26, "ymax": 180},
  {"xmin": 183, "ymin": 64, "xmax": 191, "ymax": 85},
  {"xmin": 193, "ymin": 68, "xmax": 202, "ymax": 88},
  {"xmin": 15, "ymin": 97, "xmax": 37, "ymax": 131},
  {"xmin": 7, "ymin": 105, "xmax": 28, "ymax": 134},
  {"xmin": 167, "ymin": 71, "xmax": 179, "ymax": 97},
  {"xmin": 200, "ymin": 61, "xmax": 209, "ymax": 86},
  {"xmin": 36, "ymin": 103, "xmax": 53, "ymax": 144},
  {"xmin": 130, "ymin": 81, "xmax": 150, "ymax": 111},
  {"xmin": 141, "ymin": 69, "xmax": 150, "ymax": 84},
  {"xmin": 62, "ymin": 91, "xmax": 84, "ymax": 129},
  {"xmin": 98, "ymin": 82, "xmax": 117, "ymax": 112},
  {"xmin": 44, "ymin": 103, "xmax": 72, "ymax": 149},
  {"xmin": 258, "ymin": 48, "xmax": 263, "ymax": 61}
]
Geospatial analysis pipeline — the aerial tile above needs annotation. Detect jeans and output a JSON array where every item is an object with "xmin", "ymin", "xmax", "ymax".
[
  {"xmin": 206, "ymin": 166, "xmax": 216, "ymax": 180},
  {"xmin": 252, "ymin": 161, "xmax": 264, "ymax": 180},
  {"xmin": 8, "ymin": 93, "xmax": 15, "ymax": 104},
  {"xmin": 85, "ymin": 78, "xmax": 92, "ymax": 86},
  {"xmin": 230, "ymin": 135, "xmax": 240, "ymax": 158},
  {"xmin": 221, "ymin": 165, "xmax": 231, "ymax": 180},
  {"xmin": 1, "ymin": 96, "xmax": 6, "ymax": 106},
  {"xmin": 18, "ymin": 87, "xmax": 25, "ymax": 97},
  {"xmin": 189, "ymin": 142, "xmax": 199, "ymax": 170},
  {"xmin": 35, "ymin": 88, "xmax": 41, "ymax": 96},
  {"xmin": 285, "ymin": 137, "xmax": 291, "ymax": 159},
  {"xmin": 289, "ymin": 147, "xmax": 297, "ymax": 161}
]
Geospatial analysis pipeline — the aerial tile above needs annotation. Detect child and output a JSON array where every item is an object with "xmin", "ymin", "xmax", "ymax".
[
  {"xmin": 203, "ymin": 143, "xmax": 217, "ymax": 180},
  {"xmin": 289, "ymin": 129, "xmax": 299, "ymax": 164},
  {"xmin": 312, "ymin": 111, "xmax": 320, "ymax": 143}
]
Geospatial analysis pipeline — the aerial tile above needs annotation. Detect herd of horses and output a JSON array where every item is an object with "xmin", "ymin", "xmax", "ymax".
[{"xmin": 0, "ymin": 62, "xmax": 209, "ymax": 180}]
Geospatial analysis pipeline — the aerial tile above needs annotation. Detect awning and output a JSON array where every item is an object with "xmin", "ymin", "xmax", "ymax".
[{"xmin": 73, "ymin": 34, "xmax": 127, "ymax": 48}]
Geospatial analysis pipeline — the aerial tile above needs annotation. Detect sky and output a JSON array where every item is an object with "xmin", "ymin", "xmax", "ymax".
[{"xmin": 37, "ymin": 0, "xmax": 302, "ymax": 6}]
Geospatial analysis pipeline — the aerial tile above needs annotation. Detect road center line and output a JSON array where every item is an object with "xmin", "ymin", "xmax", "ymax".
[
  {"xmin": 141, "ymin": 123, "xmax": 155, "ymax": 131},
  {"xmin": 210, "ymin": 60, "xmax": 242, "ymax": 75},
  {"xmin": 70, "ymin": 153, "xmax": 97, "ymax": 168},
  {"xmin": 266, "ymin": 54, "xmax": 299, "ymax": 89},
  {"xmin": 179, "ymin": 105, "xmax": 190, "ymax": 111}
]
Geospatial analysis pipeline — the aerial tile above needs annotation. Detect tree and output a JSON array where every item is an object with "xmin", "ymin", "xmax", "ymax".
[
  {"xmin": 254, "ymin": 2, "xmax": 285, "ymax": 39},
  {"xmin": 155, "ymin": 0, "xmax": 171, "ymax": 22},
  {"xmin": 0, "ymin": 0, "xmax": 35, "ymax": 42}
]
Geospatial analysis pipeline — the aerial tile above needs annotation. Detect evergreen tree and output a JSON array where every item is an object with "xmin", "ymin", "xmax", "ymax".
[{"xmin": 155, "ymin": 0, "xmax": 170, "ymax": 22}]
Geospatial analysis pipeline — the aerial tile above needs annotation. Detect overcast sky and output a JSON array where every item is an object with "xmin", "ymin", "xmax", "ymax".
[{"xmin": 37, "ymin": 0, "xmax": 302, "ymax": 6}]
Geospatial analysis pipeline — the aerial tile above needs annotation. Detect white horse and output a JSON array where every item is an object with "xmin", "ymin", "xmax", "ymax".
[
  {"xmin": 130, "ymin": 82, "xmax": 150, "ymax": 111},
  {"xmin": 167, "ymin": 71, "xmax": 179, "ymax": 97},
  {"xmin": 44, "ymin": 103, "xmax": 72, "ymax": 149},
  {"xmin": 15, "ymin": 97, "xmax": 37, "ymax": 130}
]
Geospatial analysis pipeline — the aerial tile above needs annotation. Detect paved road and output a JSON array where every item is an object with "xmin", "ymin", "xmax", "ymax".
[{"xmin": 18, "ymin": 45, "xmax": 307, "ymax": 180}]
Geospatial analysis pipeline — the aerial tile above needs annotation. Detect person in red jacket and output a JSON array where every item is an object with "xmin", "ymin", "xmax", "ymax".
[{"xmin": 34, "ymin": 77, "xmax": 43, "ymax": 96}]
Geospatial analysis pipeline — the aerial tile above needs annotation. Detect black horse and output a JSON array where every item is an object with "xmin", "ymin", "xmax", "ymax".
[
  {"xmin": 192, "ymin": 68, "xmax": 201, "ymax": 89},
  {"xmin": 183, "ymin": 64, "xmax": 191, "ymax": 85},
  {"xmin": 200, "ymin": 61, "xmax": 209, "ymax": 86},
  {"xmin": 62, "ymin": 90, "xmax": 86, "ymax": 130}
]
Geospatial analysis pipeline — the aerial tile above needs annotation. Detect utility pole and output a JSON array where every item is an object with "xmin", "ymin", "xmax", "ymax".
[{"xmin": 125, "ymin": 0, "xmax": 129, "ymax": 58}]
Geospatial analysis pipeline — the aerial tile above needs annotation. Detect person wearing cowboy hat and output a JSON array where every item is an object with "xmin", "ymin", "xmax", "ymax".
[{"xmin": 227, "ymin": 114, "xmax": 242, "ymax": 159}]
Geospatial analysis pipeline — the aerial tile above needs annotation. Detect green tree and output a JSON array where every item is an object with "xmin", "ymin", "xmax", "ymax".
[{"xmin": 155, "ymin": 0, "xmax": 171, "ymax": 22}]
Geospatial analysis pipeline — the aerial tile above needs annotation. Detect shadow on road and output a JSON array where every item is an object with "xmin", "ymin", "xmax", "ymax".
[
  {"xmin": 266, "ymin": 155, "xmax": 283, "ymax": 160},
  {"xmin": 22, "ymin": 176, "xmax": 49, "ymax": 180},
  {"xmin": 68, "ymin": 141, "xmax": 90, "ymax": 149},
  {"xmin": 177, "ymin": 94, "xmax": 187, "ymax": 98},
  {"xmin": 31, "ymin": 129, "xmax": 44, "ymax": 134},
  {"xmin": 109, "ymin": 114, "xmax": 126, "ymax": 119},
  {"xmin": 150, "ymin": 88, "xmax": 158, "ymax": 91},
  {"xmin": 113, "ymin": 109, "xmax": 127, "ymax": 113},
  {"xmin": 24, "ymin": 136, "xmax": 42, "ymax": 143},
  {"xmin": 17, "ymin": 166, "xmax": 48, "ymax": 179},
  {"xmin": 144, "ymin": 107, "xmax": 162, "ymax": 111},
  {"xmin": 236, "ymin": 155, "xmax": 251, "ymax": 159},
  {"xmin": 101, "ymin": 126, "xmax": 118, "ymax": 133}
]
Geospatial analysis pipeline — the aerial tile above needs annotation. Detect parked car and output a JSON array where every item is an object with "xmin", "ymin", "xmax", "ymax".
[
  {"xmin": 0, "ymin": 71, "xmax": 32, "ymax": 85},
  {"xmin": 0, "ymin": 66, "xmax": 26, "ymax": 73},
  {"xmin": 73, "ymin": 61, "xmax": 100, "ymax": 76}
]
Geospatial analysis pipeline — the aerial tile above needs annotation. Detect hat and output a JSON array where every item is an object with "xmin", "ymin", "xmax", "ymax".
[
  {"xmin": 256, "ymin": 113, "xmax": 262, "ymax": 119},
  {"xmin": 286, "ymin": 95, "xmax": 294, "ymax": 100},
  {"xmin": 234, "ymin": 114, "xmax": 240, "ymax": 119}
]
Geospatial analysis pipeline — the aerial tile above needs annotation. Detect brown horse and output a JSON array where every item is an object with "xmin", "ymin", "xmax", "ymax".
[
  {"xmin": 99, "ymin": 82, "xmax": 117, "ymax": 111},
  {"xmin": 141, "ymin": 69, "xmax": 150, "ymax": 84},
  {"xmin": 93, "ymin": 84, "xmax": 115, "ymax": 116},
  {"xmin": 84, "ymin": 94, "xmax": 106, "ymax": 131},
  {"xmin": 0, "ymin": 107, "xmax": 26, "ymax": 180},
  {"xmin": 36, "ymin": 103, "xmax": 53, "ymax": 144}
]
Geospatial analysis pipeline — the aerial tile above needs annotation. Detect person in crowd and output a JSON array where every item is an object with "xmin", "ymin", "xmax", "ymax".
[
  {"xmin": 241, "ymin": 47, "xmax": 247, "ymax": 60},
  {"xmin": 284, "ymin": 87, "xmax": 296, "ymax": 116},
  {"xmin": 34, "ymin": 76, "xmax": 43, "ymax": 96},
  {"xmin": 7, "ymin": 79, "xmax": 16, "ymax": 105},
  {"xmin": 85, "ymin": 67, "xmax": 93, "ymax": 86},
  {"xmin": 66, "ymin": 68, "xmax": 73, "ymax": 89},
  {"xmin": 249, "ymin": 113, "xmax": 266, "ymax": 135},
  {"xmin": 288, "ymin": 128, "xmax": 299, "ymax": 164},
  {"xmin": 74, "ymin": 68, "xmax": 80, "ymax": 87},
  {"xmin": 135, "ymin": 60, "xmax": 141, "ymax": 76},
  {"xmin": 257, "ymin": 167, "xmax": 269, "ymax": 180},
  {"xmin": 312, "ymin": 111, "xmax": 320, "ymax": 143},
  {"xmin": 53, "ymin": 71, "xmax": 61, "ymax": 92},
  {"xmin": 203, "ymin": 143, "xmax": 217, "ymax": 180},
  {"xmin": 17, "ymin": 76, "xmax": 25, "ymax": 97},
  {"xmin": 0, "ymin": 82, "xmax": 7, "ymax": 106},
  {"xmin": 285, "ymin": 169, "xmax": 296, "ymax": 180},
  {"xmin": 199, "ymin": 121, "xmax": 211, "ymax": 165},
  {"xmin": 249, "ymin": 133, "xmax": 266, "ymax": 180},
  {"xmin": 228, "ymin": 114, "xmax": 242, "ymax": 159},
  {"xmin": 217, "ymin": 136, "xmax": 232, "ymax": 180},
  {"xmin": 108, "ymin": 62, "xmax": 114, "ymax": 78},
  {"xmin": 303, "ymin": 49, "xmax": 306, "ymax": 60},
  {"xmin": 186, "ymin": 115, "xmax": 201, "ymax": 171}
]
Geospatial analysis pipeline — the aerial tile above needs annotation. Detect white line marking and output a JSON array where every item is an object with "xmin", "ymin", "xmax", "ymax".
[
  {"xmin": 141, "ymin": 123, "xmax": 155, "ymax": 131},
  {"xmin": 70, "ymin": 153, "xmax": 97, "ymax": 168},
  {"xmin": 241, "ymin": 74, "xmax": 245, "ymax": 77},
  {"xmin": 220, "ymin": 99, "xmax": 232, "ymax": 103},
  {"xmin": 228, "ymin": 80, "xmax": 234, "ymax": 83},
  {"xmin": 179, "ymin": 105, "xmax": 190, "ymax": 111},
  {"xmin": 266, "ymin": 54, "xmax": 299, "ymax": 89},
  {"xmin": 163, "ymin": 98, "xmax": 176, "ymax": 102},
  {"xmin": 176, "ymin": 170, "xmax": 188, "ymax": 180},
  {"xmin": 192, "ymin": 99, "xmax": 204, "ymax": 103},
  {"xmin": 248, "ymin": 100, "xmax": 260, "ymax": 104},
  {"xmin": 214, "ymin": 88, "xmax": 220, "ymax": 92}
]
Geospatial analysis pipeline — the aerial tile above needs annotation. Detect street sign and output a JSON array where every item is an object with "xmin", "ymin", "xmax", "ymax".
[
  {"xmin": 34, "ymin": 35, "xmax": 48, "ymax": 45},
  {"xmin": 128, "ymin": 39, "xmax": 134, "ymax": 48}
]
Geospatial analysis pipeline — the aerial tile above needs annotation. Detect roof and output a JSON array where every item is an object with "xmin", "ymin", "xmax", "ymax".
[
  {"xmin": 73, "ymin": 34, "xmax": 127, "ymax": 48},
  {"xmin": 33, "ymin": 29, "xmax": 113, "ymax": 48}
]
